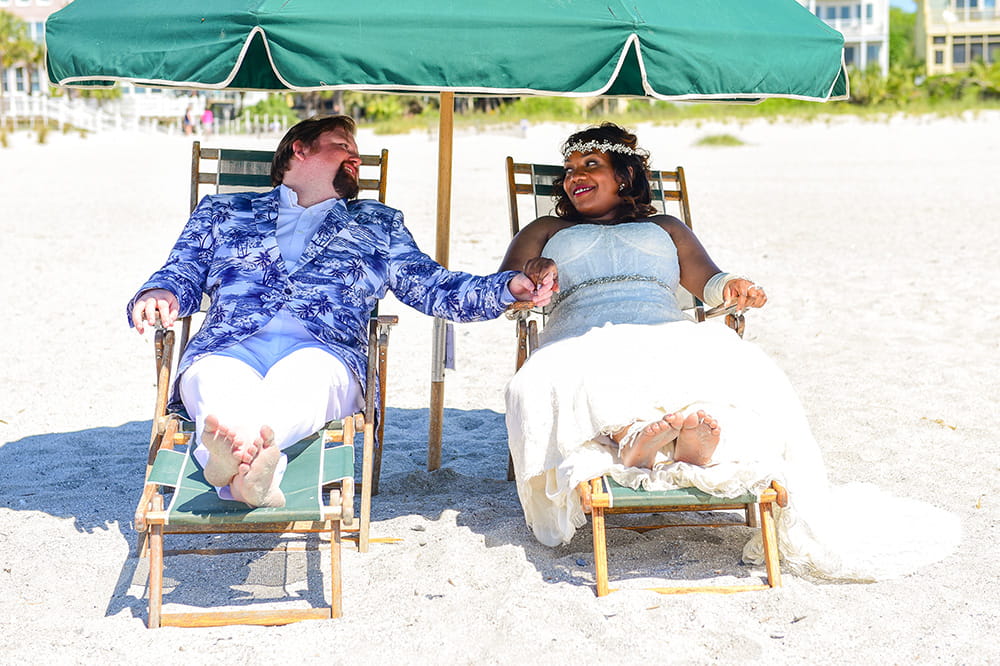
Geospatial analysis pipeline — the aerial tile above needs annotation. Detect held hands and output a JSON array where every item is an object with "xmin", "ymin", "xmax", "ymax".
[
  {"xmin": 722, "ymin": 278, "xmax": 767, "ymax": 312},
  {"xmin": 508, "ymin": 257, "xmax": 559, "ymax": 307},
  {"xmin": 131, "ymin": 288, "xmax": 180, "ymax": 334}
]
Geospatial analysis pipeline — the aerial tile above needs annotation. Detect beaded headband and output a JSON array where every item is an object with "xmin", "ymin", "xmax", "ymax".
[{"xmin": 562, "ymin": 139, "xmax": 639, "ymax": 158}]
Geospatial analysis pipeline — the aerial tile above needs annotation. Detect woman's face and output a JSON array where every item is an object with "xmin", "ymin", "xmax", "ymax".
[{"xmin": 562, "ymin": 150, "xmax": 624, "ymax": 221}]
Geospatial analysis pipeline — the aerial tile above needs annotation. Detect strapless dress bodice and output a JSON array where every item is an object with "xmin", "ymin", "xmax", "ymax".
[{"xmin": 539, "ymin": 222, "xmax": 687, "ymax": 346}]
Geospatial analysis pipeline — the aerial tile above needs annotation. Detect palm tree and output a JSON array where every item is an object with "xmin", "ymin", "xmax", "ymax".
[{"xmin": 0, "ymin": 11, "xmax": 42, "ymax": 105}]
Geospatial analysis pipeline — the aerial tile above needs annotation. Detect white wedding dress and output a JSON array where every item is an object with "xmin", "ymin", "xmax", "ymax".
[{"xmin": 505, "ymin": 222, "xmax": 959, "ymax": 582}]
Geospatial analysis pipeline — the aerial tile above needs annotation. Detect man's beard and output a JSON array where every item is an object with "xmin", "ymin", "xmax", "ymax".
[{"xmin": 333, "ymin": 166, "xmax": 359, "ymax": 200}]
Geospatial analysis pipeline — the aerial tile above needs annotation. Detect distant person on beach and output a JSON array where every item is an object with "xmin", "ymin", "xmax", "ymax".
[
  {"xmin": 182, "ymin": 106, "xmax": 195, "ymax": 135},
  {"xmin": 502, "ymin": 122, "xmax": 958, "ymax": 582},
  {"xmin": 129, "ymin": 115, "xmax": 554, "ymax": 508},
  {"xmin": 200, "ymin": 107, "xmax": 214, "ymax": 137}
]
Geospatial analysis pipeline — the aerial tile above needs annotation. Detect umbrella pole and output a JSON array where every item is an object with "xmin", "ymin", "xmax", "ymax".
[{"xmin": 428, "ymin": 91, "xmax": 454, "ymax": 471}]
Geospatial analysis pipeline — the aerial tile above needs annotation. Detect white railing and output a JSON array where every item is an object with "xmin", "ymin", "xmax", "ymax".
[
  {"xmin": 1, "ymin": 94, "xmax": 294, "ymax": 136},
  {"xmin": 0, "ymin": 95, "xmax": 161, "ymax": 132}
]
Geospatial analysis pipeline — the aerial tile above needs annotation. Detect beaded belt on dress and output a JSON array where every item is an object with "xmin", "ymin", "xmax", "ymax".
[{"xmin": 549, "ymin": 274, "xmax": 675, "ymax": 310}]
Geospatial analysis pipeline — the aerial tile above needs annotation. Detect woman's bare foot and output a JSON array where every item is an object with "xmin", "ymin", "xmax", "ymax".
[
  {"xmin": 230, "ymin": 425, "xmax": 285, "ymax": 508},
  {"xmin": 616, "ymin": 413, "xmax": 685, "ymax": 468},
  {"xmin": 200, "ymin": 415, "xmax": 245, "ymax": 487},
  {"xmin": 674, "ymin": 410, "xmax": 721, "ymax": 466}
]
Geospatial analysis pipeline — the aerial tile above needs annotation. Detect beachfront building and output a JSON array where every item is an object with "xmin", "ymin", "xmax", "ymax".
[
  {"xmin": 797, "ymin": 0, "xmax": 890, "ymax": 75},
  {"xmin": 916, "ymin": 0, "xmax": 1000, "ymax": 75},
  {"xmin": 0, "ymin": 0, "xmax": 64, "ymax": 97}
]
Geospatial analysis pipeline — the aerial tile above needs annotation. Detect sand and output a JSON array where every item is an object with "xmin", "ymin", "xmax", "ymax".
[{"xmin": 1, "ymin": 112, "xmax": 998, "ymax": 663}]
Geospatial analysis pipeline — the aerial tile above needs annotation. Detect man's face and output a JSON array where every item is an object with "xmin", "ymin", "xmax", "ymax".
[{"xmin": 297, "ymin": 127, "xmax": 361, "ymax": 199}]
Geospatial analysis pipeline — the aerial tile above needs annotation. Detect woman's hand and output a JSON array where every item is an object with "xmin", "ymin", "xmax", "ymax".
[
  {"xmin": 132, "ymin": 288, "xmax": 180, "ymax": 334},
  {"xmin": 509, "ymin": 257, "xmax": 559, "ymax": 306},
  {"xmin": 722, "ymin": 278, "xmax": 767, "ymax": 312}
]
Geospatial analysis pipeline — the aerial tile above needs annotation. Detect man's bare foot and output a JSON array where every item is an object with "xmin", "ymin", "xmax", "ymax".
[
  {"xmin": 230, "ymin": 425, "xmax": 285, "ymax": 508},
  {"xmin": 674, "ymin": 410, "xmax": 721, "ymax": 466},
  {"xmin": 200, "ymin": 414, "xmax": 245, "ymax": 487},
  {"xmin": 616, "ymin": 413, "xmax": 685, "ymax": 468}
]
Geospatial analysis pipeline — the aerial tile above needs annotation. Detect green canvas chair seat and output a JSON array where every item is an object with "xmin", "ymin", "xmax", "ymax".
[
  {"xmin": 505, "ymin": 157, "xmax": 779, "ymax": 596},
  {"xmin": 146, "ymin": 432, "xmax": 353, "ymax": 526},
  {"xmin": 599, "ymin": 476, "xmax": 759, "ymax": 509}
]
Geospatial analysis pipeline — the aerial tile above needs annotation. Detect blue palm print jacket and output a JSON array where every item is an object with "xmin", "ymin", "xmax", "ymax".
[{"xmin": 128, "ymin": 188, "xmax": 518, "ymax": 393}]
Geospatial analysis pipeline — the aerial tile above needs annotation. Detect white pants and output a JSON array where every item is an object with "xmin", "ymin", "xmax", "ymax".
[{"xmin": 179, "ymin": 348, "xmax": 363, "ymax": 498}]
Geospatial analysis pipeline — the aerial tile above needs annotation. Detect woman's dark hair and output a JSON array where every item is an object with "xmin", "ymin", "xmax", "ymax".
[
  {"xmin": 270, "ymin": 115, "xmax": 357, "ymax": 186},
  {"xmin": 553, "ymin": 122, "xmax": 657, "ymax": 222}
]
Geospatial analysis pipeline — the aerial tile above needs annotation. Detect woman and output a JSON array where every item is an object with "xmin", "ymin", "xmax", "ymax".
[{"xmin": 502, "ymin": 123, "xmax": 958, "ymax": 582}]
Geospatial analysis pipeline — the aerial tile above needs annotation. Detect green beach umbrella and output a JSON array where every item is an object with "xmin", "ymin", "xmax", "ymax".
[
  {"xmin": 46, "ymin": 0, "xmax": 848, "ymax": 467},
  {"xmin": 46, "ymin": 0, "xmax": 847, "ymax": 100}
]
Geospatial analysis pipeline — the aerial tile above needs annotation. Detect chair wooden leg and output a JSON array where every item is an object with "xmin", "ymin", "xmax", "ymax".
[
  {"xmin": 359, "ymin": 420, "xmax": 374, "ymax": 553},
  {"xmin": 373, "ymin": 329, "xmax": 391, "ymax": 496},
  {"xmin": 330, "ymin": 520, "xmax": 342, "ymax": 619},
  {"xmin": 507, "ymin": 452, "xmax": 515, "ymax": 482},
  {"xmin": 592, "ymin": 507, "xmax": 610, "ymax": 597},
  {"xmin": 372, "ymin": 433, "xmax": 384, "ymax": 497},
  {"xmin": 759, "ymin": 501, "xmax": 782, "ymax": 588},
  {"xmin": 147, "ymin": 524, "xmax": 164, "ymax": 629}
]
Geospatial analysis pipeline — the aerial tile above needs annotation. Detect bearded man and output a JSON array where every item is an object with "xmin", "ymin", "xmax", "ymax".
[{"xmin": 129, "ymin": 115, "xmax": 553, "ymax": 507}]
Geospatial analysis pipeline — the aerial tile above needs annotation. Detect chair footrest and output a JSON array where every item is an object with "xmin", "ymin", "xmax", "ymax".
[{"xmin": 160, "ymin": 607, "xmax": 334, "ymax": 627}]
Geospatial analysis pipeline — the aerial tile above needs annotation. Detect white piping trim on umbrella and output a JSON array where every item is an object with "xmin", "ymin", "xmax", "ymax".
[
  {"xmin": 823, "ymin": 52, "xmax": 851, "ymax": 101},
  {"xmin": 52, "ymin": 27, "xmax": 847, "ymax": 103}
]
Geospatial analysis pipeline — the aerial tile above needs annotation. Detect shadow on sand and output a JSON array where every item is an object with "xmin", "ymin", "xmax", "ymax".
[{"xmin": 0, "ymin": 407, "xmax": 760, "ymax": 620}]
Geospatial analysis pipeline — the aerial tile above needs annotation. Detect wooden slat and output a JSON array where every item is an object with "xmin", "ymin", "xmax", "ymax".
[
  {"xmin": 148, "ymin": 518, "xmax": 333, "ymax": 532},
  {"xmin": 605, "ymin": 503, "xmax": 751, "ymax": 515},
  {"xmin": 647, "ymin": 584, "xmax": 772, "ymax": 595},
  {"xmin": 160, "ymin": 608, "xmax": 332, "ymax": 628}
]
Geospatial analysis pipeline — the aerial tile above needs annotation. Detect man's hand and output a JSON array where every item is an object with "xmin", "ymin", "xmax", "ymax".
[
  {"xmin": 509, "ymin": 257, "xmax": 559, "ymax": 307},
  {"xmin": 132, "ymin": 289, "xmax": 180, "ymax": 334}
]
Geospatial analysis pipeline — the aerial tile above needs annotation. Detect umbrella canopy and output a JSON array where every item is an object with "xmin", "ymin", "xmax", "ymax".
[{"xmin": 46, "ymin": 0, "xmax": 847, "ymax": 102}]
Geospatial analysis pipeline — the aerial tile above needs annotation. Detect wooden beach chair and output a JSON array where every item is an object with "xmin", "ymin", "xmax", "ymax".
[
  {"xmin": 505, "ymin": 158, "xmax": 786, "ymax": 596},
  {"xmin": 134, "ymin": 143, "xmax": 395, "ymax": 628}
]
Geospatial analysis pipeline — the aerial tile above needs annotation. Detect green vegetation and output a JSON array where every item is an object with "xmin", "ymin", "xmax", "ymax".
[
  {"xmin": 344, "ymin": 57, "xmax": 1000, "ymax": 135},
  {"xmin": 695, "ymin": 134, "xmax": 746, "ymax": 147},
  {"xmin": 240, "ymin": 93, "xmax": 301, "ymax": 126}
]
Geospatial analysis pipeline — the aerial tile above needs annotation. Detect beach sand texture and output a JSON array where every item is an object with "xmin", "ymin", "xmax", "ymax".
[{"xmin": 1, "ymin": 113, "xmax": 998, "ymax": 663}]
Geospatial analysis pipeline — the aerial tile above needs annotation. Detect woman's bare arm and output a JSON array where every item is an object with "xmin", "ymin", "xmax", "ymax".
[
  {"xmin": 656, "ymin": 216, "xmax": 766, "ymax": 310},
  {"xmin": 654, "ymin": 216, "xmax": 721, "ymax": 300}
]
